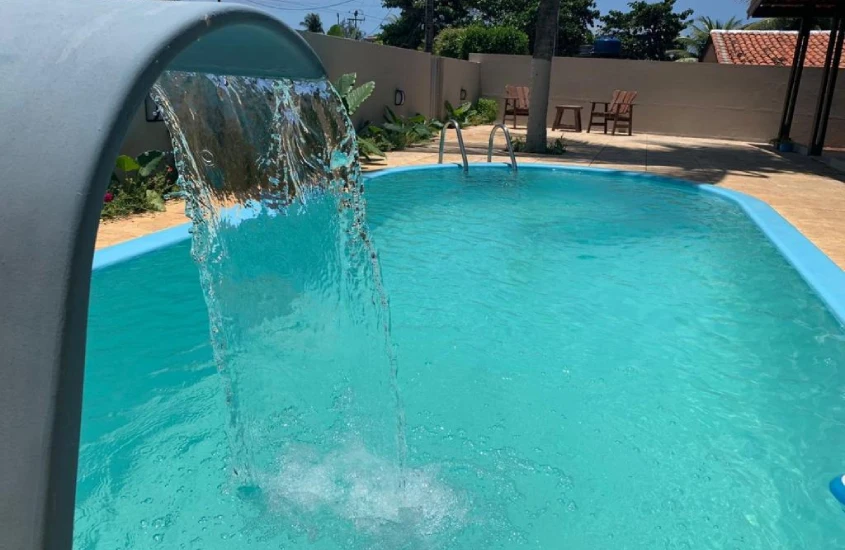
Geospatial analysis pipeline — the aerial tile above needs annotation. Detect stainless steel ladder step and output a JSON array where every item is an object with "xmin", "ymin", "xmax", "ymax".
[
  {"xmin": 487, "ymin": 124, "xmax": 518, "ymax": 172},
  {"xmin": 438, "ymin": 119, "xmax": 469, "ymax": 172}
]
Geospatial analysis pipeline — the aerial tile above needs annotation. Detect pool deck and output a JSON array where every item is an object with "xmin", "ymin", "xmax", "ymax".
[{"xmin": 96, "ymin": 124, "xmax": 845, "ymax": 270}]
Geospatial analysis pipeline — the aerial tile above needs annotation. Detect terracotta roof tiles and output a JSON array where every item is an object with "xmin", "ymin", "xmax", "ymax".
[{"xmin": 709, "ymin": 30, "xmax": 844, "ymax": 68}]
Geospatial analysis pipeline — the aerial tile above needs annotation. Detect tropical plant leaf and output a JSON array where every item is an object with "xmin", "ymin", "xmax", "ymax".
[
  {"xmin": 358, "ymin": 137, "xmax": 386, "ymax": 160},
  {"xmin": 138, "ymin": 152, "xmax": 164, "ymax": 177},
  {"xmin": 335, "ymin": 73, "xmax": 356, "ymax": 96},
  {"xmin": 454, "ymin": 101, "xmax": 473, "ymax": 117},
  {"xmin": 345, "ymin": 81, "xmax": 375, "ymax": 115},
  {"xmin": 115, "ymin": 155, "xmax": 140, "ymax": 172},
  {"xmin": 412, "ymin": 124, "xmax": 432, "ymax": 138},
  {"xmin": 383, "ymin": 106, "xmax": 398, "ymax": 124},
  {"xmin": 382, "ymin": 122, "xmax": 406, "ymax": 134}
]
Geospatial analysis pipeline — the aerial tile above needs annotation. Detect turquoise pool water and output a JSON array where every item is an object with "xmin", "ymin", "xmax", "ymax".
[{"xmin": 79, "ymin": 166, "xmax": 845, "ymax": 549}]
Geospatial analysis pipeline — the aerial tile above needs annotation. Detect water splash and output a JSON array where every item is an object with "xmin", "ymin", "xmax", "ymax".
[{"xmin": 151, "ymin": 73, "xmax": 408, "ymax": 493}]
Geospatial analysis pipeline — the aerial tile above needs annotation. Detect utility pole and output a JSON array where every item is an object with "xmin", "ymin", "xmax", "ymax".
[
  {"xmin": 424, "ymin": 0, "xmax": 434, "ymax": 52},
  {"xmin": 347, "ymin": 9, "xmax": 365, "ymax": 37}
]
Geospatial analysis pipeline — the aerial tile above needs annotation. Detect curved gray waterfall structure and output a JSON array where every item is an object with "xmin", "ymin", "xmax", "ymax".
[{"xmin": 0, "ymin": 1, "xmax": 326, "ymax": 548}]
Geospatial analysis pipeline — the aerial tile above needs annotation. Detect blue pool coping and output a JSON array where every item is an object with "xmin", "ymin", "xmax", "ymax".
[{"xmin": 93, "ymin": 163, "xmax": 845, "ymax": 325}]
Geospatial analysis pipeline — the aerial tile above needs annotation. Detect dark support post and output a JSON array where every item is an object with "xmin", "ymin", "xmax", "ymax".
[
  {"xmin": 810, "ymin": 13, "xmax": 845, "ymax": 155},
  {"xmin": 424, "ymin": 0, "xmax": 434, "ymax": 53},
  {"xmin": 778, "ymin": 14, "xmax": 813, "ymax": 143}
]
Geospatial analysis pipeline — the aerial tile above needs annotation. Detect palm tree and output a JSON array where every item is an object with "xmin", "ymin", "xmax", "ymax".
[
  {"xmin": 683, "ymin": 16, "xmax": 745, "ymax": 59},
  {"xmin": 301, "ymin": 13, "xmax": 324, "ymax": 33},
  {"xmin": 744, "ymin": 17, "xmax": 833, "ymax": 31},
  {"xmin": 526, "ymin": 0, "xmax": 561, "ymax": 153}
]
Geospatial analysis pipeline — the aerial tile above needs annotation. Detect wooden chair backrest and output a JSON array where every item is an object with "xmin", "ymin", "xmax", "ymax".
[
  {"xmin": 505, "ymin": 85, "xmax": 530, "ymax": 110},
  {"xmin": 610, "ymin": 90, "xmax": 637, "ymax": 115}
]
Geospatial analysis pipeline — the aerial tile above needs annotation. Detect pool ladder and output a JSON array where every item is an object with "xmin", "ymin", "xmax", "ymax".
[
  {"xmin": 437, "ymin": 120, "xmax": 518, "ymax": 173},
  {"xmin": 487, "ymin": 124, "xmax": 518, "ymax": 172},
  {"xmin": 438, "ymin": 119, "xmax": 469, "ymax": 172}
]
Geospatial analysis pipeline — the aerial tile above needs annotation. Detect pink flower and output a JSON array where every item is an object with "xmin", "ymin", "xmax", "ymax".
[{"xmin": 104, "ymin": 192, "xmax": 114, "ymax": 203}]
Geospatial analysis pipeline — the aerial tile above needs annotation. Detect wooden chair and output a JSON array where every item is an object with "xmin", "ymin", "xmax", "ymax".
[
  {"xmin": 502, "ymin": 85, "xmax": 530, "ymax": 129},
  {"xmin": 587, "ymin": 90, "xmax": 637, "ymax": 135}
]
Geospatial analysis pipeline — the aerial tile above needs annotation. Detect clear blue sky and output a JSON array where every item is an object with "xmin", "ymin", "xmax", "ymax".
[{"xmin": 217, "ymin": 0, "xmax": 751, "ymax": 38}]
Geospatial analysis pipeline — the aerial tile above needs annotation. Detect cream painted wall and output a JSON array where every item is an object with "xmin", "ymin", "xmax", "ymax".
[
  {"xmin": 302, "ymin": 32, "xmax": 434, "ymax": 128},
  {"xmin": 436, "ymin": 56, "xmax": 481, "ymax": 119},
  {"xmin": 120, "ymin": 40, "xmax": 845, "ymax": 157},
  {"xmin": 121, "ymin": 102, "xmax": 172, "ymax": 157},
  {"xmin": 470, "ymin": 53, "xmax": 845, "ymax": 147},
  {"xmin": 121, "ymin": 35, "xmax": 481, "ymax": 155}
]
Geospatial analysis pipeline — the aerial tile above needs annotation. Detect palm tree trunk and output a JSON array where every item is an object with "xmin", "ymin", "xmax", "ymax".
[{"xmin": 526, "ymin": 0, "xmax": 561, "ymax": 153}]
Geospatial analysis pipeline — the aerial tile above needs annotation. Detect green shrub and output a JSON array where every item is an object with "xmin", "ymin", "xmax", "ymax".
[
  {"xmin": 444, "ymin": 101, "xmax": 477, "ymax": 126},
  {"xmin": 359, "ymin": 108, "xmax": 442, "ymax": 154},
  {"xmin": 470, "ymin": 98, "xmax": 498, "ymax": 124},
  {"xmin": 102, "ymin": 151, "xmax": 179, "ymax": 219},
  {"xmin": 433, "ymin": 28, "xmax": 466, "ymax": 59},
  {"xmin": 464, "ymin": 26, "xmax": 529, "ymax": 58},
  {"xmin": 435, "ymin": 26, "xmax": 529, "ymax": 60}
]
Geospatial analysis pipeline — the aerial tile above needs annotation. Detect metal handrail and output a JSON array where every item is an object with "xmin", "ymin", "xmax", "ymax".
[
  {"xmin": 487, "ymin": 124, "xmax": 518, "ymax": 172},
  {"xmin": 438, "ymin": 119, "xmax": 469, "ymax": 172}
]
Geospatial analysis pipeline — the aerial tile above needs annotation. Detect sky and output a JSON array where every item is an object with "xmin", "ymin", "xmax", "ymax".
[{"xmin": 215, "ymin": 0, "xmax": 751, "ymax": 38}]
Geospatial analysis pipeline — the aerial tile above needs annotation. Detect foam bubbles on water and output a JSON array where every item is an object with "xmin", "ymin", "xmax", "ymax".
[{"xmin": 265, "ymin": 442, "xmax": 467, "ymax": 540}]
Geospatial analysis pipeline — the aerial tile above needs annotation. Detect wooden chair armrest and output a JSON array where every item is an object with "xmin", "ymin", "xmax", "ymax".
[{"xmin": 590, "ymin": 101, "xmax": 609, "ymax": 112}]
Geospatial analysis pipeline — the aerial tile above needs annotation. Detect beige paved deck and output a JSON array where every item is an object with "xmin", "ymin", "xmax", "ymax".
[{"xmin": 96, "ymin": 125, "xmax": 845, "ymax": 269}]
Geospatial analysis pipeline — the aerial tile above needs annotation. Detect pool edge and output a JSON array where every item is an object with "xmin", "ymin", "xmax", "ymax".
[
  {"xmin": 93, "ymin": 223, "xmax": 192, "ymax": 270},
  {"xmin": 94, "ymin": 163, "xmax": 845, "ymax": 325}
]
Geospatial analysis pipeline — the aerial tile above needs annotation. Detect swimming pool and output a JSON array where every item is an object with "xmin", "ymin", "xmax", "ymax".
[{"xmin": 79, "ymin": 164, "xmax": 845, "ymax": 549}]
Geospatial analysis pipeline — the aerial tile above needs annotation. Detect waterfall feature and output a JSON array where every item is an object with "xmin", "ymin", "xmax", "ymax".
[{"xmin": 150, "ymin": 72, "xmax": 463, "ymax": 545}]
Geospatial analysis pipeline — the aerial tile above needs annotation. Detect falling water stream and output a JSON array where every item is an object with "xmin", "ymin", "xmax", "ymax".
[{"xmin": 149, "ymin": 72, "xmax": 458, "ymax": 545}]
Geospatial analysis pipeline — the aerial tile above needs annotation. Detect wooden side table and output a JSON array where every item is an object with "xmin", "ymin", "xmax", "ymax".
[{"xmin": 552, "ymin": 105, "xmax": 583, "ymax": 132}]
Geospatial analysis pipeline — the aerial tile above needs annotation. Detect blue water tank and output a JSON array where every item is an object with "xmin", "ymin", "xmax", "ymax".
[{"xmin": 593, "ymin": 37, "xmax": 622, "ymax": 58}]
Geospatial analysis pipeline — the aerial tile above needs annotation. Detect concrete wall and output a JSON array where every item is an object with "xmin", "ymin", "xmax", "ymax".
[
  {"xmin": 121, "ymin": 39, "xmax": 845, "ymax": 155},
  {"xmin": 435, "ymin": 56, "xmax": 481, "ymax": 119},
  {"xmin": 470, "ymin": 53, "xmax": 845, "ymax": 147},
  {"xmin": 121, "ymin": 102, "xmax": 171, "ymax": 157},
  {"xmin": 121, "ymin": 33, "xmax": 483, "ymax": 155},
  {"xmin": 303, "ymin": 32, "xmax": 435, "ymax": 127}
]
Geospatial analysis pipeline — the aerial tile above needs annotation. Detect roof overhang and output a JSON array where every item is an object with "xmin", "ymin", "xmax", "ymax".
[{"xmin": 748, "ymin": 0, "xmax": 845, "ymax": 18}]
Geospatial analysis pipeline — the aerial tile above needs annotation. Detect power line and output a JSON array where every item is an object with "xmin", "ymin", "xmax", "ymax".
[
  {"xmin": 367, "ymin": 8, "xmax": 393, "ymax": 35},
  {"xmin": 347, "ymin": 8, "xmax": 365, "ymax": 33},
  {"xmin": 240, "ymin": 0, "xmax": 358, "ymax": 12}
]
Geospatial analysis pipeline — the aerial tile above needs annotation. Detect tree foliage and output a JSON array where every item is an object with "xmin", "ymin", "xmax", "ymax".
[
  {"xmin": 327, "ymin": 21, "xmax": 363, "ymax": 40},
  {"xmin": 476, "ymin": 0, "xmax": 599, "ymax": 56},
  {"xmin": 681, "ymin": 15, "xmax": 744, "ymax": 58},
  {"xmin": 300, "ymin": 13, "xmax": 324, "ymax": 33},
  {"xmin": 433, "ymin": 26, "xmax": 529, "ymax": 59},
  {"xmin": 379, "ymin": 0, "xmax": 597, "ymax": 56},
  {"xmin": 744, "ymin": 17, "xmax": 833, "ymax": 31},
  {"xmin": 600, "ymin": 0, "xmax": 693, "ymax": 60},
  {"xmin": 379, "ymin": 0, "xmax": 472, "ymax": 49}
]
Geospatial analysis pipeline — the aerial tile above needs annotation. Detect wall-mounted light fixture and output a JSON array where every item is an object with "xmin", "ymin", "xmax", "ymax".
[
  {"xmin": 394, "ymin": 89, "xmax": 405, "ymax": 106},
  {"xmin": 144, "ymin": 95, "xmax": 163, "ymax": 122},
  {"xmin": 460, "ymin": 88, "xmax": 467, "ymax": 101}
]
